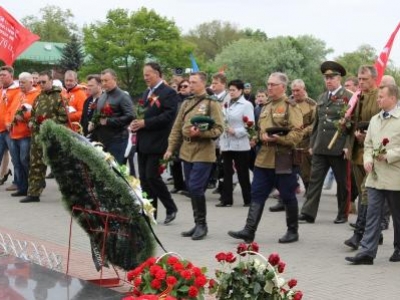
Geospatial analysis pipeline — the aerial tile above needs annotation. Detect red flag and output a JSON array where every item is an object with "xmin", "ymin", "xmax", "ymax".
[
  {"xmin": 0, "ymin": 6, "xmax": 40, "ymax": 65},
  {"xmin": 374, "ymin": 22, "xmax": 400, "ymax": 86}
]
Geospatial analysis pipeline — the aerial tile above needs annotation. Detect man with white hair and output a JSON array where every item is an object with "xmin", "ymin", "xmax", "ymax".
[{"xmin": 5, "ymin": 72, "xmax": 40, "ymax": 197}]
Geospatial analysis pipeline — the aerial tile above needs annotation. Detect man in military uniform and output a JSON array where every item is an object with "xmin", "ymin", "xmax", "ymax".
[
  {"xmin": 344, "ymin": 65, "xmax": 381, "ymax": 249},
  {"xmin": 20, "ymin": 70, "xmax": 68, "ymax": 203},
  {"xmin": 269, "ymin": 79, "xmax": 316, "ymax": 212},
  {"xmin": 228, "ymin": 72, "xmax": 303, "ymax": 244},
  {"xmin": 164, "ymin": 71, "xmax": 224, "ymax": 240},
  {"xmin": 299, "ymin": 61, "xmax": 353, "ymax": 223}
]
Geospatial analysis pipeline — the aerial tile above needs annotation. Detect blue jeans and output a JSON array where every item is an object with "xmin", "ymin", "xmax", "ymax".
[
  {"xmin": 183, "ymin": 162, "xmax": 213, "ymax": 197},
  {"xmin": 252, "ymin": 167, "xmax": 298, "ymax": 206},
  {"xmin": 9, "ymin": 137, "xmax": 31, "ymax": 193},
  {"xmin": 0, "ymin": 131, "xmax": 12, "ymax": 177}
]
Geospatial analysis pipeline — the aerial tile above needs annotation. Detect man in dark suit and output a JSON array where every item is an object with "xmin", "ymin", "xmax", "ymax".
[
  {"xmin": 81, "ymin": 74, "xmax": 102, "ymax": 137},
  {"xmin": 299, "ymin": 61, "xmax": 353, "ymax": 224},
  {"xmin": 92, "ymin": 69, "xmax": 134, "ymax": 164},
  {"xmin": 130, "ymin": 62, "xmax": 178, "ymax": 225}
]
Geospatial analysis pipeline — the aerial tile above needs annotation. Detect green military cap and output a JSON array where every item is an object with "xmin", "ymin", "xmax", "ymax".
[{"xmin": 320, "ymin": 61, "xmax": 346, "ymax": 77}]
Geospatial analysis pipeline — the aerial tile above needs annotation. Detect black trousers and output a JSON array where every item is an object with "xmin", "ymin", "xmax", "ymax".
[
  {"xmin": 138, "ymin": 152, "xmax": 177, "ymax": 215},
  {"xmin": 220, "ymin": 151, "xmax": 251, "ymax": 205},
  {"xmin": 170, "ymin": 158, "xmax": 186, "ymax": 191},
  {"xmin": 301, "ymin": 154, "xmax": 349, "ymax": 220}
]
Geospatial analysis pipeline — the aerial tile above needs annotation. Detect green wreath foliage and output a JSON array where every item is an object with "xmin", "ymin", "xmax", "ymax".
[{"xmin": 38, "ymin": 120, "xmax": 156, "ymax": 270}]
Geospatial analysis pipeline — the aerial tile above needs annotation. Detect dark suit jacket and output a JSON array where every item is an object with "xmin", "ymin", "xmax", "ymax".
[
  {"xmin": 311, "ymin": 86, "xmax": 353, "ymax": 156},
  {"xmin": 80, "ymin": 95, "xmax": 99, "ymax": 136},
  {"xmin": 136, "ymin": 83, "xmax": 178, "ymax": 154}
]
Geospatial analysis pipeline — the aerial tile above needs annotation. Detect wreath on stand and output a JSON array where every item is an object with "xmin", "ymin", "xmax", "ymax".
[{"xmin": 38, "ymin": 120, "xmax": 156, "ymax": 271}]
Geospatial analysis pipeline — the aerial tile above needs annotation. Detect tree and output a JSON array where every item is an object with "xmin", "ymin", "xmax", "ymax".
[
  {"xmin": 59, "ymin": 35, "xmax": 85, "ymax": 72},
  {"xmin": 82, "ymin": 7, "xmax": 191, "ymax": 96},
  {"xmin": 213, "ymin": 35, "xmax": 331, "ymax": 99},
  {"xmin": 184, "ymin": 21, "xmax": 251, "ymax": 61},
  {"xmin": 335, "ymin": 44, "xmax": 377, "ymax": 77},
  {"xmin": 21, "ymin": 5, "xmax": 80, "ymax": 42}
]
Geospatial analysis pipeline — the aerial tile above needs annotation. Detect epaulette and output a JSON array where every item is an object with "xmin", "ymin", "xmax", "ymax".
[
  {"xmin": 305, "ymin": 97, "xmax": 317, "ymax": 106},
  {"xmin": 186, "ymin": 95, "xmax": 196, "ymax": 101},
  {"xmin": 285, "ymin": 98, "xmax": 297, "ymax": 106}
]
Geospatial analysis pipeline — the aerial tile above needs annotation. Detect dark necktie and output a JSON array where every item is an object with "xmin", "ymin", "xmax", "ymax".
[
  {"xmin": 383, "ymin": 111, "xmax": 389, "ymax": 118},
  {"xmin": 328, "ymin": 92, "xmax": 332, "ymax": 100}
]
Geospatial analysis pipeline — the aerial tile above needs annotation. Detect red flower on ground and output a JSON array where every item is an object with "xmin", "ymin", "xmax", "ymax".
[
  {"xmin": 215, "ymin": 252, "xmax": 227, "ymax": 262},
  {"xmin": 248, "ymin": 242, "xmax": 259, "ymax": 253},
  {"xmin": 237, "ymin": 243, "xmax": 247, "ymax": 256},
  {"xmin": 225, "ymin": 252, "xmax": 236, "ymax": 263},
  {"xmin": 288, "ymin": 278, "xmax": 297, "ymax": 288},
  {"xmin": 293, "ymin": 291, "xmax": 303, "ymax": 300},
  {"xmin": 382, "ymin": 138, "xmax": 390, "ymax": 146},
  {"xmin": 208, "ymin": 278, "xmax": 216, "ymax": 289}
]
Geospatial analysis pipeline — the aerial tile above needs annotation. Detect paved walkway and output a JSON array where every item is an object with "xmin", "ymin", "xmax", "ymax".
[{"xmin": 0, "ymin": 177, "xmax": 398, "ymax": 299}]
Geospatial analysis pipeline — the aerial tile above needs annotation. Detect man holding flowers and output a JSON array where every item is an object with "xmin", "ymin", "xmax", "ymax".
[{"xmin": 346, "ymin": 84, "xmax": 400, "ymax": 264}]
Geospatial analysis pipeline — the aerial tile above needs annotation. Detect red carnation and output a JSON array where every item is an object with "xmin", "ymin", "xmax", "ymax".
[
  {"xmin": 101, "ymin": 103, "xmax": 113, "ymax": 116},
  {"xmin": 155, "ymin": 269, "xmax": 167, "ymax": 280},
  {"xmin": 268, "ymin": 253, "xmax": 280, "ymax": 266},
  {"xmin": 138, "ymin": 98, "xmax": 145, "ymax": 106},
  {"xmin": 180, "ymin": 270, "xmax": 192, "ymax": 280},
  {"xmin": 192, "ymin": 267, "xmax": 202, "ymax": 276},
  {"xmin": 173, "ymin": 262, "xmax": 184, "ymax": 272},
  {"xmin": 194, "ymin": 275, "xmax": 207, "ymax": 287},
  {"xmin": 247, "ymin": 120, "xmax": 254, "ymax": 127},
  {"xmin": 208, "ymin": 278, "xmax": 216, "ymax": 289},
  {"xmin": 277, "ymin": 261, "xmax": 286, "ymax": 273},
  {"xmin": 343, "ymin": 96, "xmax": 349, "ymax": 104},
  {"xmin": 237, "ymin": 243, "xmax": 247, "ymax": 256},
  {"xmin": 134, "ymin": 277, "xmax": 142, "ymax": 287},
  {"xmin": 293, "ymin": 291, "xmax": 303, "ymax": 300},
  {"xmin": 188, "ymin": 286, "xmax": 199, "ymax": 298},
  {"xmin": 145, "ymin": 257, "xmax": 156, "ymax": 266},
  {"xmin": 149, "ymin": 265, "xmax": 161, "ymax": 276},
  {"xmin": 215, "ymin": 252, "xmax": 227, "ymax": 262},
  {"xmin": 382, "ymin": 138, "xmax": 389, "ymax": 146},
  {"xmin": 288, "ymin": 278, "xmax": 297, "ymax": 288},
  {"xmin": 127, "ymin": 268, "xmax": 141, "ymax": 281},
  {"xmin": 242, "ymin": 116, "xmax": 249, "ymax": 123},
  {"xmin": 166, "ymin": 276, "xmax": 177, "ymax": 286},
  {"xmin": 89, "ymin": 102, "xmax": 97, "ymax": 110},
  {"xmin": 150, "ymin": 279, "xmax": 162, "ymax": 289},
  {"xmin": 36, "ymin": 115, "xmax": 47, "ymax": 125},
  {"xmin": 158, "ymin": 165, "xmax": 166, "ymax": 175},
  {"xmin": 167, "ymin": 256, "xmax": 178, "ymax": 265}
]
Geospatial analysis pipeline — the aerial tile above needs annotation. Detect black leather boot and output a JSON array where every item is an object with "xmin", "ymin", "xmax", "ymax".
[
  {"xmin": 344, "ymin": 204, "xmax": 367, "ymax": 249},
  {"xmin": 269, "ymin": 198, "xmax": 285, "ymax": 212},
  {"xmin": 228, "ymin": 202, "xmax": 265, "ymax": 243},
  {"xmin": 192, "ymin": 196, "xmax": 208, "ymax": 240},
  {"xmin": 181, "ymin": 195, "xmax": 198, "ymax": 237},
  {"xmin": 279, "ymin": 204, "xmax": 299, "ymax": 243}
]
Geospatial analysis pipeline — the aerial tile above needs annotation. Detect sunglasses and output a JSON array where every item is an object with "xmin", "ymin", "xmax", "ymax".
[
  {"xmin": 38, "ymin": 81, "xmax": 48, "ymax": 84},
  {"xmin": 180, "ymin": 85, "xmax": 189, "ymax": 88}
]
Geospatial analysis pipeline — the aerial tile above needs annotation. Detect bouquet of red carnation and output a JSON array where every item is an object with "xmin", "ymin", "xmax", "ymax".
[
  {"xmin": 29, "ymin": 114, "xmax": 47, "ymax": 130},
  {"xmin": 91, "ymin": 102, "xmax": 113, "ymax": 125},
  {"xmin": 125, "ymin": 254, "xmax": 208, "ymax": 300},
  {"xmin": 11, "ymin": 104, "xmax": 30, "ymax": 127},
  {"xmin": 242, "ymin": 116, "xmax": 257, "ymax": 141},
  {"xmin": 210, "ymin": 243, "xmax": 303, "ymax": 300}
]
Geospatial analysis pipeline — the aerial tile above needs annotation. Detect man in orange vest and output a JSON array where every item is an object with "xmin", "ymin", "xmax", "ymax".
[
  {"xmin": 61, "ymin": 70, "xmax": 86, "ymax": 131},
  {"xmin": 0, "ymin": 66, "xmax": 20, "ymax": 190},
  {"xmin": 6, "ymin": 72, "xmax": 40, "ymax": 196}
]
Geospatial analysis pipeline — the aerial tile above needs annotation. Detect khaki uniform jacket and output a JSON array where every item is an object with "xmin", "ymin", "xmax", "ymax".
[
  {"xmin": 350, "ymin": 88, "xmax": 380, "ymax": 165},
  {"xmin": 255, "ymin": 95, "xmax": 303, "ymax": 169},
  {"xmin": 310, "ymin": 87, "xmax": 353, "ymax": 156},
  {"xmin": 293, "ymin": 96, "xmax": 317, "ymax": 149},
  {"xmin": 364, "ymin": 108, "xmax": 400, "ymax": 190},
  {"xmin": 167, "ymin": 94, "xmax": 224, "ymax": 163}
]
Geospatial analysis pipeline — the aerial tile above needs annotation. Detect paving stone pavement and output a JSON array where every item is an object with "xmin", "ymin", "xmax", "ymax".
[{"xmin": 0, "ymin": 177, "xmax": 398, "ymax": 299}]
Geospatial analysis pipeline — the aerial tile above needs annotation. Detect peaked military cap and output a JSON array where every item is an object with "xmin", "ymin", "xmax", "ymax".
[{"xmin": 320, "ymin": 61, "xmax": 346, "ymax": 77}]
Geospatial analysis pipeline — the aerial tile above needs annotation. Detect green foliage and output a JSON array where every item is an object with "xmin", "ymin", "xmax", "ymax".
[
  {"xmin": 335, "ymin": 44, "xmax": 377, "ymax": 76},
  {"xmin": 213, "ymin": 35, "xmax": 331, "ymax": 99},
  {"xmin": 81, "ymin": 7, "xmax": 191, "ymax": 96},
  {"xmin": 59, "ymin": 34, "xmax": 84, "ymax": 72},
  {"xmin": 21, "ymin": 5, "xmax": 80, "ymax": 42}
]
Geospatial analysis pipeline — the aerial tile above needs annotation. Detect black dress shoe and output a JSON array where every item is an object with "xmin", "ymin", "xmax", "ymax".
[
  {"xmin": 349, "ymin": 222, "xmax": 357, "ymax": 229},
  {"xmin": 11, "ymin": 191, "xmax": 27, "ymax": 197},
  {"xmin": 215, "ymin": 202, "xmax": 232, "ymax": 207},
  {"xmin": 243, "ymin": 203, "xmax": 250, "ymax": 207},
  {"xmin": 345, "ymin": 254, "xmax": 374, "ymax": 265},
  {"xmin": 164, "ymin": 212, "xmax": 177, "ymax": 224},
  {"xmin": 334, "ymin": 216, "xmax": 348, "ymax": 224},
  {"xmin": 298, "ymin": 214, "xmax": 315, "ymax": 223},
  {"xmin": 20, "ymin": 196, "xmax": 40, "ymax": 203},
  {"xmin": 389, "ymin": 249, "xmax": 400, "ymax": 262}
]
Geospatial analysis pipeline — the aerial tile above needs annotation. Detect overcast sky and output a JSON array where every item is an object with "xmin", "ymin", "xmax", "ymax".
[{"xmin": 3, "ymin": 0, "xmax": 400, "ymax": 67}]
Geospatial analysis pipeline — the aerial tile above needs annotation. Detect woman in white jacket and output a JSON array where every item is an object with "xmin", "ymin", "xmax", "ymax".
[{"xmin": 216, "ymin": 79, "xmax": 255, "ymax": 207}]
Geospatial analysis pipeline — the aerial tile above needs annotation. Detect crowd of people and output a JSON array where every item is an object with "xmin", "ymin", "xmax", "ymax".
[{"xmin": 0, "ymin": 60, "xmax": 399, "ymax": 265}]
